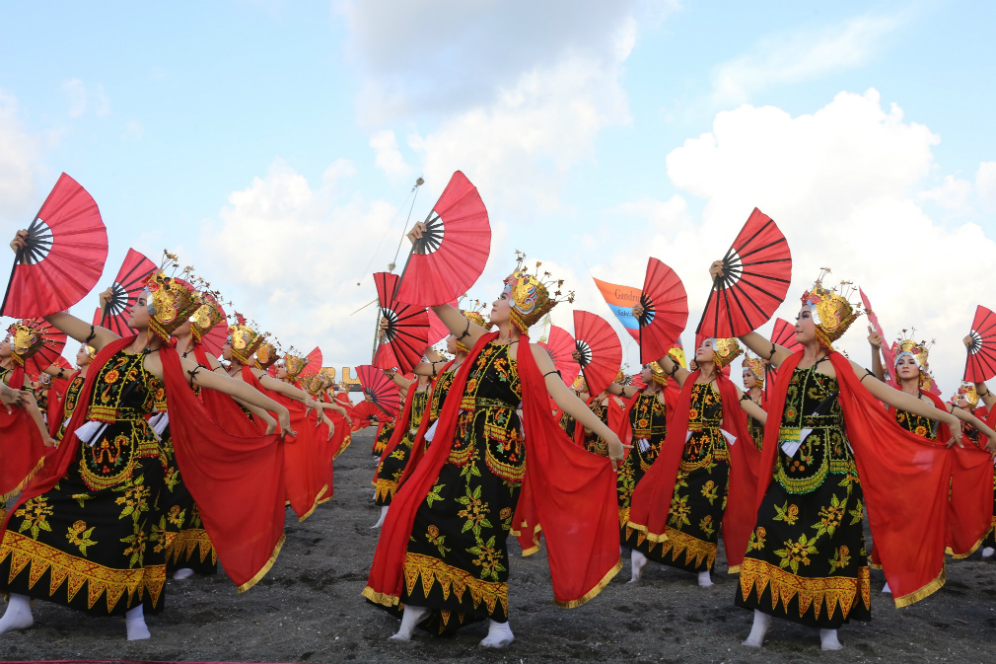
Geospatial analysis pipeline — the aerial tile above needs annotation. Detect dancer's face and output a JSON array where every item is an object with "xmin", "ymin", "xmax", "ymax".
[
  {"xmin": 446, "ymin": 334, "xmax": 458, "ymax": 354},
  {"xmin": 0, "ymin": 337, "xmax": 10, "ymax": 359},
  {"xmin": 895, "ymin": 355, "xmax": 919, "ymax": 381},
  {"xmin": 742, "ymin": 368, "xmax": 757, "ymax": 389},
  {"xmin": 490, "ymin": 288, "xmax": 511, "ymax": 326},
  {"xmin": 640, "ymin": 365, "xmax": 653, "ymax": 383},
  {"xmin": 129, "ymin": 292, "xmax": 150, "ymax": 330},
  {"xmin": 221, "ymin": 342, "xmax": 232, "ymax": 361},
  {"xmin": 276, "ymin": 366, "xmax": 289, "ymax": 381},
  {"xmin": 695, "ymin": 338, "xmax": 714, "ymax": 364},
  {"xmin": 956, "ymin": 396, "xmax": 971, "ymax": 410},
  {"xmin": 76, "ymin": 347, "xmax": 91, "ymax": 367},
  {"xmin": 794, "ymin": 306, "xmax": 817, "ymax": 345}
]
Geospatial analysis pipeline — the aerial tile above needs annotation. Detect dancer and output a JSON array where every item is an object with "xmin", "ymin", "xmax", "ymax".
[
  {"xmin": 364, "ymin": 253, "xmax": 626, "ymax": 648},
  {"xmin": 576, "ymin": 376, "xmax": 627, "ymax": 457},
  {"xmin": 0, "ymin": 255, "xmax": 292, "ymax": 640},
  {"xmin": 742, "ymin": 352, "xmax": 766, "ymax": 449},
  {"xmin": 626, "ymin": 333, "xmax": 766, "ymax": 588},
  {"xmin": 0, "ymin": 322, "xmax": 58, "ymax": 448},
  {"xmin": 960, "ymin": 375, "xmax": 996, "ymax": 559},
  {"xmin": 731, "ymin": 268, "xmax": 961, "ymax": 651}
]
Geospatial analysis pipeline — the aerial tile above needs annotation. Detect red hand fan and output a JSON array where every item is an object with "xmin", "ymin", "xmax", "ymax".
[
  {"xmin": 858, "ymin": 288, "xmax": 897, "ymax": 386},
  {"xmin": 374, "ymin": 272, "xmax": 429, "ymax": 374},
  {"xmin": 427, "ymin": 300, "xmax": 458, "ymax": 345},
  {"xmin": 964, "ymin": 305, "xmax": 996, "ymax": 383},
  {"xmin": 198, "ymin": 292, "xmax": 228, "ymax": 358},
  {"xmin": 1, "ymin": 173, "xmax": 109, "ymax": 318},
  {"xmin": 356, "ymin": 364, "xmax": 401, "ymax": 417},
  {"xmin": 7, "ymin": 318, "xmax": 68, "ymax": 376},
  {"xmin": 539, "ymin": 325, "xmax": 580, "ymax": 387},
  {"xmin": 763, "ymin": 317, "xmax": 803, "ymax": 402},
  {"xmin": 97, "ymin": 249, "xmax": 157, "ymax": 337},
  {"xmin": 697, "ymin": 208, "xmax": 792, "ymax": 338},
  {"xmin": 573, "ymin": 310, "xmax": 622, "ymax": 397},
  {"xmin": 637, "ymin": 258, "xmax": 688, "ymax": 364},
  {"xmin": 395, "ymin": 171, "xmax": 491, "ymax": 307},
  {"xmin": 301, "ymin": 347, "xmax": 323, "ymax": 382},
  {"xmin": 351, "ymin": 400, "xmax": 381, "ymax": 427}
]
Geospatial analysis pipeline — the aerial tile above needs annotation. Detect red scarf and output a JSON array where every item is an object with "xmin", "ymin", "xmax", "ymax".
[
  {"xmin": 195, "ymin": 345, "xmax": 260, "ymax": 437},
  {"xmin": 755, "ymin": 352, "xmax": 950, "ymax": 607},
  {"xmin": 364, "ymin": 333, "xmax": 621, "ymax": 609},
  {"xmin": 627, "ymin": 370, "xmax": 758, "ymax": 570}
]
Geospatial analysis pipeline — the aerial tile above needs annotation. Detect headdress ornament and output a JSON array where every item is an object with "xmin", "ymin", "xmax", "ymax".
[
  {"xmin": 706, "ymin": 337, "xmax": 742, "ymax": 369},
  {"xmin": 254, "ymin": 341, "xmax": 281, "ymax": 370},
  {"xmin": 800, "ymin": 268, "xmax": 862, "ymax": 349},
  {"xmin": 191, "ymin": 295, "xmax": 225, "ymax": 343},
  {"xmin": 614, "ymin": 369, "xmax": 628, "ymax": 385},
  {"xmin": 145, "ymin": 271, "xmax": 201, "ymax": 342},
  {"xmin": 7, "ymin": 320, "xmax": 46, "ymax": 367},
  {"xmin": 742, "ymin": 351, "xmax": 765, "ymax": 388},
  {"xmin": 572, "ymin": 375, "xmax": 588, "ymax": 394},
  {"xmin": 957, "ymin": 382, "xmax": 979, "ymax": 407},
  {"xmin": 668, "ymin": 346, "xmax": 687, "ymax": 369},
  {"xmin": 893, "ymin": 329, "xmax": 933, "ymax": 390},
  {"xmin": 319, "ymin": 367, "xmax": 336, "ymax": 384},
  {"xmin": 457, "ymin": 300, "xmax": 489, "ymax": 353},
  {"xmin": 227, "ymin": 312, "xmax": 265, "ymax": 365},
  {"xmin": 283, "ymin": 346, "xmax": 310, "ymax": 380},
  {"xmin": 648, "ymin": 360, "xmax": 668, "ymax": 387},
  {"xmin": 503, "ymin": 251, "xmax": 574, "ymax": 334}
]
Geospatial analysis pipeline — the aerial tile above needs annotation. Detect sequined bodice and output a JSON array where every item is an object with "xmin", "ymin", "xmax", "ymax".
[
  {"xmin": 894, "ymin": 396, "xmax": 937, "ymax": 441},
  {"xmin": 87, "ymin": 350, "xmax": 166, "ymax": 422},
  {"xmin": 630, "ymin": 391, "xmax": 666, "ymax": 438},
  {"xmin": 429, "ymin": 368, "xmax": 457, "ymax": 421},
  {"xmin": 689, "ymin": 382, "xmax": 722, "ymax": 427},
  {"xmin": 410, "ymin": 388, "xmax": 430, "ymax": 430},
  {"xmin": 459, "ymin": 342, "xmax": 521, "ymax": 410}
]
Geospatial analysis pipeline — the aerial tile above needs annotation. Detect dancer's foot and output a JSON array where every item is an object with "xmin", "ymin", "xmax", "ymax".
[
  {"xmin": 125, "ymin": 604, "xmax": 151, "ymax": 641},
  {"xmin": 172, "ymin": 568, "xmax": 194, "ymax": 580},
  {"xmin": 820, "ymin": 628, "xmax": 843, "ymax": 650},
  {"xmin": 371, "ymin": 505, "xmax": 388, "ymax": 529},
  {"xmin": 388, "ymin": 605, "xmax": 427, "ymax": 641},
  {"xmin": 479, "ymin": 619, "xmax": 514, "ymax": 648},
  {"xmin": 881, "ymin": 581, "xmax": 891, "ymax": 594},
  {"xmin": 697, "ymin": 570, "xmax": 714, "ymax": 588},
  {"xmin": 982, "ymin": 547, "xmax": 995, "ymax": 560},
  {"xmin": 628, "ymin": 549, "xmax": 648, "ymax": 583},
  {"xmin": 742, "ymin": 609, "xmax": 771, "ymax": 647},
  {"xmin": 0, "ymin": 594, "xmax": 33, "ymax": 635}
]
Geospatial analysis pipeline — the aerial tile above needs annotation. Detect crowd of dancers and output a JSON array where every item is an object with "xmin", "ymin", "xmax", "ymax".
[{"xmin": 0, "ymin": 172, "xmax": 994, "ymax": 653}]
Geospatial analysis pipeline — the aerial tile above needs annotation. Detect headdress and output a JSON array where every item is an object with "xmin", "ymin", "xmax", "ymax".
[
  {"xmin": 503, "ymin": 251, "xmax": 574, "ymax": 334},
  {"xmin": 614, "ymin": 370, "xmax": 628, "ymax": 385},
  {"xmin": 572, "ymin": 375, "xmax": 588, "ymax": 394},
  {"xmin": 668, "ymin": 346, "xmax": 687, "ymax": 369},
  {"xmin": 742, "ymin": 351, "xmax": 765, "ymax": 388},
  {"xmin": 190, "ymin": 296, "xmax": 226, "ymax": 344},
  {"xmin": 254, "ymin": 341, "xmax": 280, "ymax": 370},
  {"xmin": 145, "ymin": 270, "xmax": 201, "ymax": 341},
  {"xmin": 305, "ymin": 374, "xmax": 331, "ymax": 397},
  {"xmin": 706, "ymin": 337, "xmax": 742, "ymax": 369},
  {"xmin": 319, "ymin": 367, "xmax": 337, "ymax": 384},
  {"xmin": 458, "ymin": 301, "xmax": 488, "ymax": 353},
  {"xmin": 81, "ymin": 343, "xmax": 97, "ymax": 362},
  {"xmin": 283, "ymin": 347, "xmax": 310, "ymax": 380},
  {"xmin": 956, "ymin": 383, "xmax": 979, "ymax": 407},
  {"xmin": 227, "ymin": 313, "xmax": 265, "ymax": 365},
  {"xmin": 648, "ymin": 361, "xmax": 668, "ymax": 387},
  {"xmin": 893, "ymin": 330, "xmax": 933, "ymax": 390},
  {"xmin": 7, "ymin": 320, "xmax": 46, "ymax": 367},
  {"xmin": 800, "ymin": 269, "xmax": 862, "ymax": 349}
]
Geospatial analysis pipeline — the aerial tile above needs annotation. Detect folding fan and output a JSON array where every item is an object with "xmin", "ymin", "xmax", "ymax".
[
  {"xmin": 98, "ymin": 249, "xmax": 157, "ymax": 336},
  {"xmin": 395, "ymin": 171, "xmax": 491, "ymax": 307},
  {"xmin": 427, "ymin": 300, "xmax": 459, "ymax": 345},
  {"xmin": 764, "ymin": 317, "xmax": 803, "ymax": 401},
  {"xmin": 374, "ymin": 272, "xmax": 429, "ymax": 374},
  {"xmin": 197, "ymin": 292, "xmax": 228, "ymax": 358},
  {"xmin": 1, "ymin": 173, "xmax": 109, "ymax": 318},
  {"xmin": 356, "ymin": 364, "xmax": 401, "ymax": 417},
  {"xmin": 8, "ymin": 318, "xmax": 68, "ymax": 376},
  {"xmin": 859, "ymin": 288, "xmax": 897, "ymax": 387},
  {"xmin": 573, "ymin": 310, "xmax": 622, "ymax": 397},
  {"xmin": 637, "ymin": 258, "xmax": 688, "ymax": 364},
  {"xmin": 539, "ymin": 325, "xmax": 580, "ymax": 387},
  {"xmin": 351, "ymin": 400, "xmax": 381, "ymax": 428},
  {"xmin": 964, "ymin": 305, "xmax": 996, "ymax": 383},
  {"xmin": 697, "ymin": 208, "xmax": 792, "ymax": 338},
  {"xmin": 301, "ymin": 347, "xmax": 323, "ymax": 382}
]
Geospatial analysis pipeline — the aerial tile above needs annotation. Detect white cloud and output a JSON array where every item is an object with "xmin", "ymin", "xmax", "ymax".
[
  {"xmin": 369, "ymin": 129, "xmax": 410, "ymax": 179},
  {"xmin": 603, "ymin": 89, "xmax": 994, "ymax": 394},
  {"xmin": 122, "ymin": 120, "xmax": 144, "ymax": 141},
  {"xmin": 0, "ymin": 91, "xmax": 39, "ymax": 223},
  {"xmin": 62, "ymin": 78, "xmax": 87, "ymax": 118},
  {"xmin": 712, "ymin": 14, "xmax": 901, "ymax": 104},
  {"xmin": 977, "ymin": 161, "xmax": 996, "ymax": 209},
  {"xmin": 919, "ymin": 175, "xmax": 973, "ymax": 210}
]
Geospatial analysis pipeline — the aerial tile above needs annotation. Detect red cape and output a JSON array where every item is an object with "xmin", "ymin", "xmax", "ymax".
[{"xmin": 363, "ymin": 333, "xmax": 621, "ymax": 609}]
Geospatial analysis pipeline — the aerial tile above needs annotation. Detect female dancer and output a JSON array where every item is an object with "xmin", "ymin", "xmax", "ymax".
[
  {"xmin": 576, "ymin": 376, "xmax": 627, "ymax": 457},
  {"xmin": 0, "ymin": 323, "xmax": 58, "ymax": 448},
  {"xmin": 364, "ymin": 255, "xmax": 626, "ymax": 649},
  {"xmin": 0, "ymin": 257, "xmax": 292, "ymax": 639},
  {"xmin": 742, "ymin": 353, "xmax": 766, "ymax": 449},
  {"xmin": 731, "ymin": 268, "xmax": 961, "ymax": 651},
  {"xmin": 626, "ymin": 333, "xmax": 766, "ymax": 588},
  {"xmin": 961, "ymin": 372, "xmax": 996, "ymax": 559}
]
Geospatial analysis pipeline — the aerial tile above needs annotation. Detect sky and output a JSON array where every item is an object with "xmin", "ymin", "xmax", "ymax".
[{"xmin": 1, "ymin": 0, "xmax": 994, "ymax": 394}]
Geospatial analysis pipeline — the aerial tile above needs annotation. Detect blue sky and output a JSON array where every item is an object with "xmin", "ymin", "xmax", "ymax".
[{"xmin": 1, "ymin": 1, "xmax": 994, "ymax": 392}]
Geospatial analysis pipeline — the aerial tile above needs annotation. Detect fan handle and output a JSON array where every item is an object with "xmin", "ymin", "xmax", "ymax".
[{"xmin": 0, "ymin": 249, "xmax": 22, "ymax": 316}]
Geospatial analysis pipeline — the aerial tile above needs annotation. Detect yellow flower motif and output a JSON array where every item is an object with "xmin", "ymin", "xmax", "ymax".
[
  {"xmin": 701, "ymin": 480, "xmax": 718, "ymax": 505},
  {"xmin": 467, "ymin": 535, "xmax": 506, "ymax": 581},
  {"xmin": 66, "ymin": 520, "xmax": 98, "ymax": 556},
  {"xmin": 166, "ymin": 504, "xmax": 186, "ymax": 528},
  {"xmin": 426, "ymin": 525, "xmax": 450, "ymax": 557},
  {"xmin": 829, "ymin": 545, "xmax": 851, "ymax": 574},
  {"xmin": 15, "ymin": 497, "xmax": 53, "ymax": 540},
  {"xmin": 773, "ymin": 501, "xmax": 799, "ymax": 526},
  {"xmin": 774, "ymin": 534, "xmax": 818, "ymax": 575},
  {"xmin": 114, "ymin": 477, "xmax": 151, "ymax": 524},
  {"xmin": 812, "ymin": 494, "xmax": 845, "ymax": 537},
  {"xmin": 699, "ymin": 515, "xmax": 715, "ymax": 537},
  {"xmin": 749, "ymin": 526, "xmax": 767, "ymax": 551},
  {"xmin": 456, "ymin": 485, "xmax": 492, "ymax": 537},
  {"xmin": 668, "ymin": 493, "xmax": 692, "ymax": 528},
  {"xmin": 120, "ymin": 523, "xmax": 148, "ymax": 568}
]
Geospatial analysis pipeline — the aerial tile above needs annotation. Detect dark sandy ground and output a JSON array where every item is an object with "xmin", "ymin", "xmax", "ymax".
[{"xmin": 3, "ymin": 428, "xmax": 996, "ymax": 664}]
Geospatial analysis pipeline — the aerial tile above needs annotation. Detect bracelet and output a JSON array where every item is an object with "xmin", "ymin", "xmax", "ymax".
[
  {"xmin": 544, "ymin": 370, "xmax": 562, "ymax": 378},
  {"xmin": 456, "ymin": 319, "xmax": 472, "ymax": 341},
  {"xmin": 768, "ymin": 342, "xmax": 776, "ymax": 360},
  {"xmin": 85, "ymin": 325, "xmax": 96, "ymax": 344},
  {"xmin": 980, "ymin": 387, "xmax": 991, "ymax": 397},
  {"xmin": 665, "ymin": 364, "xmax": 679, "ymax": 377},
  {"xmin": 860, "ymin": 370, "xmax": 874, "ymax": 383}
]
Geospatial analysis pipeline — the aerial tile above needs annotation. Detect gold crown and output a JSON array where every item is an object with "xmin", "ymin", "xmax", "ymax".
[
  {"xmin": 7, "ymin": 320, "xmax": 46, "ymax": 367},
  {"xmin": 504, "ymin": 251, "xmax": 574, "ymax": 333},
  {"xmin": 228, "ymin": 313, "xmax": 265, "ymax": 365},
  {"xmin": 319, "ymin": 367, "xmax": 336, "ymax": 384},
  {"xmin": 957, "ymin": 382, "xmax": 979, "ymax": 407},
  {"xmin": 572, "ymin": 375, "xmax": 587, "ymax": 393},
  {"xmin": 648, "ymin": 360, "xmax": 669, "ymax": 387},
  {"xmin": 305, "ymin": 374, "xmax": 332, "ymax": 397},
  {"xmin": 614, "ymin": 369, "xmax": 628, "ymax": 385},
  {"xmin": 894, "ymin": 330, "xmax": 933, "ymax": 390},
  {"xmin": 84, "ymin": 344, "xmax": 97, "ymax": 361},
  {"xmin": 146, "ymin": 271, "xmax": 201, "ymax": 341},
  {"xmin": 254, "ymin": 341, "xmax": 280, "ymax": 370},
  {"xmin": 742, "ymin": 351, "xmax": 765, "ymax": 388},
  {"xmin": 457, "ymin": 305, "xmax": 488, "ymax": 353},
  {"xmin": 283, "ymin": 348, "xmax": 309, "ymax": 380},
  {"xmin": 801, "ymin": 269, "xmax": 862, "ymax": 348},
  {"xmin": 711, "ymin": 337, "xmax": 743, "ymax": 369},
  {"xmin": 668, "ymin": 346, "xmax": 687, "ymax": 369},
  {"xmin": 190, "ymin": 296, "xmax": 225, "ymax": 343}
]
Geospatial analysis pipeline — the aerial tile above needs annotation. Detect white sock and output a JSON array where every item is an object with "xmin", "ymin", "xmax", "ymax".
[
  {"xmin": 371, "ymin": 505, "xmax": 389, "ymax": 529},
  {"xmin": 0, "ymin": 593, "xmax": 33, "ymax": 635},
  {"xmin": 125, "ymin": 604, "xmax": 150, "ymax": 641},
  {"xmin": 698, "ymin": 570, "xmax": 714, "ymax": 587},
  {"xmin": 742, "ymin": 609, "xmax": 771, "ymax": 647},
  {"xmin": 982, "ymin": 547, "xmax": 995, "ymax": 560},
  {"xmin": 172, "ymin": 568, "xmax": 194, "ymax": 580},
  {"xmin": 479, "ymin": 619, "xmax": 515, "ymax": 648},
  {"xmin": 388, "ymin": 605, "xmax": 428, "ymax": 641},
  {"xmin": 820, "ymin": 628, "xmax": 843, "ymax": 650},
  {"xmin": 881, "ymin": 581, "xmax": 891, "ymax": 594},
  {"xmin": 628, "ymin": 549, "xmax": 648, "ymax": 583}
]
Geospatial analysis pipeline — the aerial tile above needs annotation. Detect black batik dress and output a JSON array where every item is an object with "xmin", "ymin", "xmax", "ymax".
[
  {"xmin": 736, "ymin": 365, "xmax": 871, "ymax": 628},
  {"xmin": 373, "ymin": 419, "xmax": 396, "ymax": 456},
  {"xmin": 583, "ymin": 399, "xmax": 610, "ymax": 457},
  {"xmin": 423, "ymin": 368, "xmax": 457, "ymax": 454},
  {"xmin": 55, "ymin": 375, "xmax": 87, "ymax": 444},
  {"xmin": 630, "ymin": 381, "xmax": 729, "ymax": 572},
  {"xmin": 618, "ymin": 391, "xmax": 667, "ymax": 539},
  {"xmin": 375, "ymin": 388, "xmax": 430, "ymax": 506},
  {"xmin": 559, "ymin": 410, "xmax": 576, "ymax": 440},
  {"xmin": 0, "ymin": 348, "xmax": 177, "ymax": 616},
  {"xmin": 400, "ymin": 341, "xmax": 523, "ymax": 636}
]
